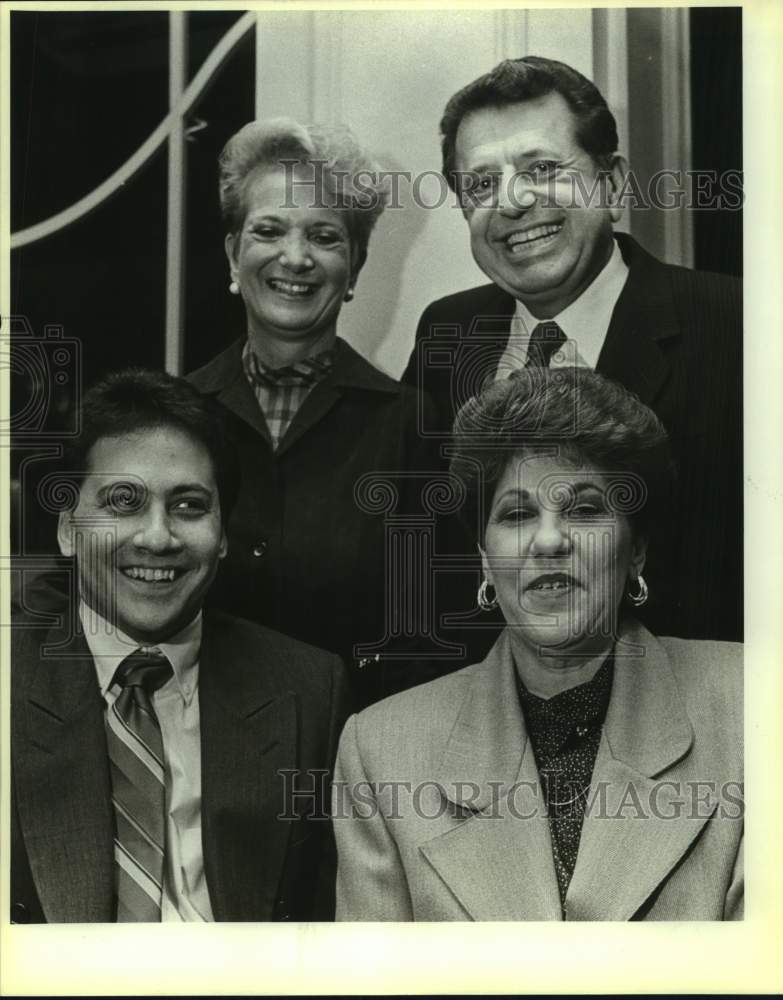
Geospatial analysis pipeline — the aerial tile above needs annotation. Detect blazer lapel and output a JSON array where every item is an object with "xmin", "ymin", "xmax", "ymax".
[
  {"xmin": 597, "ymin": 234, "xmax": 680, "ymax": 407},
  {"xmin": 189, "ymin": 337, "xmax": 271, "ymax": 443},
  {"xmin": 420, "ymin": 631, "xmax": 562, "ymax": 921},
  {"xmin": 459, "ymin": 287, "xmax": 516, "ymax": 398},
  {"xmin": 218, "ymin": 366, "xmax": 272, "ymax": 442},
  {"xmin": 12, "ymin": 626, "xmax": 114, "ymax": 922},
  {"xmin": 275, "ymin": 380, "xmax": 340, "ymax": 457},
  {"xmin": 565, "ymin": 620, "xmax": 708, "ymax": 921},
  {"xmin": 199, "ymin": 616, "xmax": 299, "ymax": 921},
  {"xmin": 275, "ymin": 338, "xmax": 400, "ymax": 457}
]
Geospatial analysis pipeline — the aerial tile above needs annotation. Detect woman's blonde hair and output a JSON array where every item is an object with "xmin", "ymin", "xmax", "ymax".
[{"xmin": 219, "ymin": 117, "xmax": 388, "ymax": 273}]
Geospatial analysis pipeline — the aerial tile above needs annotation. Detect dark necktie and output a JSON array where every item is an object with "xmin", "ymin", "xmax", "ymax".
[
  {"xmin": 106, "ymin": 649, "xmax": 173, "ymax": 922},
  {"xmin": 526, "ymin": 321, "xmax": 567, "ymax": 367}
]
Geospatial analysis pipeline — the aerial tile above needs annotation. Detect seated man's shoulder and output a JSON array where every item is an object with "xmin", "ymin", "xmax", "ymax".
[
  {"xmin": 9, "ymin": 613, "xmax": 85, "ymax": 707},
  {"xmin": 10, "ymin": 618, "xmax": 42, "ymax": 678},
  {"xmin": 204, "ymin": 609, "xmax": 343, "ymax": 681},
  {"xmin": 10, "ymin": 611, "xmax": 69, "ymax": 656}
]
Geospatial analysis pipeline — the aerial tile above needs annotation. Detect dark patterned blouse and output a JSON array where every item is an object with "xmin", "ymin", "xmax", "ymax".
[{"xmin": 517, "ymin": 655, "xmax": 614, "ymax": 906}]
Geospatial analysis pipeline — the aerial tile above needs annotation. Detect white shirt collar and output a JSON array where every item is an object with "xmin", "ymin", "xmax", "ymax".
[
  {"xmin": 79, "ymin": 602, "xmax": 202, "ymax": 705},
  {"xmin": 510, "ymin": 239, "xmax": 629, "ymax": 369}
]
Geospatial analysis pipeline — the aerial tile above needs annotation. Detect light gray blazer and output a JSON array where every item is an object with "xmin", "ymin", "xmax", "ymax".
[{"xmin": 333, "ymin": 619, "xmax": 743, "ymax": 921}]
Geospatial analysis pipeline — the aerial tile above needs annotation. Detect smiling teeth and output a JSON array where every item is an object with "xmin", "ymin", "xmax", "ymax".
[
  {"xmin": 269, "ymin": 279, "xmax": 314, "ymax": 295},
  {"xmin": 507, "ymin": 224, "xmax": 562, "ymax": 248},
  {"xmin": 123, "ymin": 567, "xmax": 177, "ymax": 582},
  {"xmin": 531, "ymin": 581, "xmax": 571, "ymax": 591}
]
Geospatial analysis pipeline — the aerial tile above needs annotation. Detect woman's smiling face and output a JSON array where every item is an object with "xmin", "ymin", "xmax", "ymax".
[
  {"xmin": 481, "ymin": 452, "xmax": 647, "ymax": 660},
  {"xmin": 225, "ymin": 163, "xmax": 354, "ymax": 344}
]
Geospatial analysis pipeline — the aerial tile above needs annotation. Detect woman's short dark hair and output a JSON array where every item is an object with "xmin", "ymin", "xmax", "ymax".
[
  {"xmin": 450, "ymin": 368, "xmax": 674, "ymax": 545},
  {"xmin": 219, "ymin": 117, "xmax": 388, "ymax": 275},
  {"xmin": 440, "ymin": 55, "xmax": 619, "ymax": 194},
  {"xmin": 63, "ymin": 368, "xmax": 240, "ymax": 524}
]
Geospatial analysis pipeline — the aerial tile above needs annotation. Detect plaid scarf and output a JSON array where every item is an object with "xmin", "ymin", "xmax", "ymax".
[{"xmin": 242, "ymin": 341, "xmax": 334, "ymax": 450}]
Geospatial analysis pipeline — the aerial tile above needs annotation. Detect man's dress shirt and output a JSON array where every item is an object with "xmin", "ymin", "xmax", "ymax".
[
  {"xmin": 81, "ymin": 603, "xmax": 213, "ymax": 921},
  {"xmin": 495, "ymin": 241, "xmax": 630, "ymax": 377}
]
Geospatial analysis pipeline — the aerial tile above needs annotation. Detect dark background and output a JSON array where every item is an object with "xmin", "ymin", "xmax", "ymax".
[
  {"xmin": 10, "ymin": 10, "xmax": 253, "ymax": 383},
  {"xmin": 690, "ymin": 6, "xmax": 743, "ymax": 276}
]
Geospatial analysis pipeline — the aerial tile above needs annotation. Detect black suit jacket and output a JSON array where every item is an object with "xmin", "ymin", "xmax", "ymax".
[
  {"xmin": 188, "ymin": 336, "xmax": 443, "ymax": 706},
  {"xmin": 11, "ymin": 608, "xmax": 349, "ymax": 923},
  {"xmin": 402, "ymin": 234, "xmax": 742, "ymax": 644}
]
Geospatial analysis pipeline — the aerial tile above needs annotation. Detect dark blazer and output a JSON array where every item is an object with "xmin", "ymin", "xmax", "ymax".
[
  {"xmin": 401, "ymin": 234, "xmax": 742, "ymax": 644},
  {"xmin": 11, "ymin": 609, "xmax": 349, "ymax": 923},
  {"xmin": 334, "ymin": 620, "xmax": 743, "ymax": 921},
  {"xmin": 188, "ymin": 337, "xmax": 441, "ymax": 706}
]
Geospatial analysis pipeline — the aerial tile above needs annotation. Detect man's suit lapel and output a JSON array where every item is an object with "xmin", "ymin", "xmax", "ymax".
[
  {"xmin": 12, "ymin": 626, "xmax": 114, "ymax": 922},
  {"xmin": 565, "ymin": 620, "xmax": 710, "ymax": 921},
  {"xmin": 597, "ymin": 234, "xmax": 681, "ymax": 407},
  {"xmin": 199, "ymin": 614, "xmax": 298, "ymax": 921},
  {"xmin": 461, "ymin": 285, "xmax": 517, "ymax": 393},
  {"xmin": 420, "ymin": 631, "xmax": 562, "ymax": 921}
]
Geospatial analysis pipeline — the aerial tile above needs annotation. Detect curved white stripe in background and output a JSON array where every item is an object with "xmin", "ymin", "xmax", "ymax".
[{"xmin": 10, "ymin": 11, "xmax": 256, "ymax": 250}]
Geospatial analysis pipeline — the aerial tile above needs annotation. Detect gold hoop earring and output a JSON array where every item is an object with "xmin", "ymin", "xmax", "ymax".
[
  {"xmin": 477, "ymin": 579, "xmax": 498, "ymax": 612},
  {"xmin": 627, "ymin": 575, "xmax": 648, "ymax": 607}
]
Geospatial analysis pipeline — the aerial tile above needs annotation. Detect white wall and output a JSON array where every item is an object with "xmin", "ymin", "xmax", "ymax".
[{"xmin": 254, "ymin": 8, "xmax": 685, "ymax": 378}]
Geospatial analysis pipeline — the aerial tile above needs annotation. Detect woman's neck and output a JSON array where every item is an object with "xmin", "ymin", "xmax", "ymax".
[
  {"xmin": 509, "ymin": 632, "xmax": 615, "ymax": 699},
  {"xmin": 247, "ymin": 325, "xmax": 337, "ymax": 369}
]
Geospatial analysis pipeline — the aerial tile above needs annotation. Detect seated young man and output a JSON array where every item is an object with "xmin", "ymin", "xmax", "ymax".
[{"xmin": 10, "ymin": 368, "xmax": 348, "ymax": 923}]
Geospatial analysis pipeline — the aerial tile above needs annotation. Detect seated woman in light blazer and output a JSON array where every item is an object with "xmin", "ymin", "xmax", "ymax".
[{"xmin": 333, "ymin": 369, "xmax": 743, "ymax": 921}]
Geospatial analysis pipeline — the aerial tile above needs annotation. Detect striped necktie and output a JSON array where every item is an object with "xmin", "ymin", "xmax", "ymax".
[
  {"xmin": 526, "ymin": 321, "xmax": 566, "ymax": 367},
  {"xmin": 106, "ymin": 649, "xmax": 173, "ymax": 922}
]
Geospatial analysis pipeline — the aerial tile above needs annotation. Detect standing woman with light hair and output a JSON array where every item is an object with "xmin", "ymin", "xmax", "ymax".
[{"xmin": 189, "ymin": 118, "xmax": 434, "ymax": 707}]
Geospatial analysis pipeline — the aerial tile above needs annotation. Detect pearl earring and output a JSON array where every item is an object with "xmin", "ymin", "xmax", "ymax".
[
  {"xmin": 344, "ymin": 288, "xmax": 354, "ymax": 302},
  {"xmin": 229, "ymin": 280, "xmax": 239, "ymax": 295}
]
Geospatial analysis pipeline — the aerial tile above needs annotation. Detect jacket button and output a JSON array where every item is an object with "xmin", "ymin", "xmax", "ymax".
[
  {"xmin": 11, "ymin": 902, "xmax": 29, "ymax": 923},
  {"xmin": 252, "ymin": 541, "xmax": 267, "ymax": 558}
]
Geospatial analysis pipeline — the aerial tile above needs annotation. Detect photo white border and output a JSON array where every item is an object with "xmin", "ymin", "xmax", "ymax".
[{"xmin": 1, "ymin": 0, "xmax": 781, "ymax": 994}]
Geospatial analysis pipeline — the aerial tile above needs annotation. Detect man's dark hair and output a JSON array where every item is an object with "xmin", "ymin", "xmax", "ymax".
[
  {"xmin": 64, "ymin": 368, "xmax": 240, "ymax": 524},
  {"xmin": 441, "ymin": 55, "xmax": 619, "ymax": 193}
]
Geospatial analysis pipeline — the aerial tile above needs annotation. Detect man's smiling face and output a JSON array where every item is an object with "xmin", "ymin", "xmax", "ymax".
[
  {"xmin": 58, "ymin": 425, "xmax": 227, "ymax": 644},
  {"xmin": 455, "ymin": 91, "xmax": 625, "ymax": 318}
]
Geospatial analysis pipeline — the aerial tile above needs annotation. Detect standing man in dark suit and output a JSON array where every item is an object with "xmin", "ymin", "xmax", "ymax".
[
  {"xmin": 11, "ymin": 369, "xmax": 348, "ymax": 923},
  {"xmin": 403, "ymin": 56, "xmax": 741, "ymax": 643}
]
